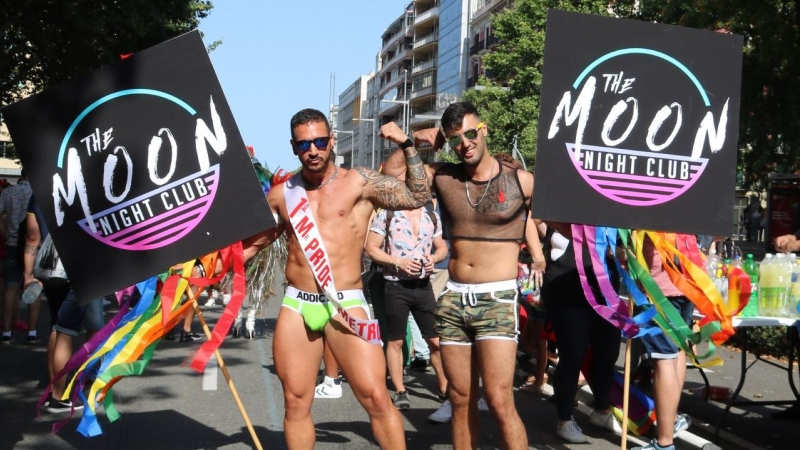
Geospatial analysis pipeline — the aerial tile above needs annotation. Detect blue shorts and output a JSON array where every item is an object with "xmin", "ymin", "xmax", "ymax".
[
  {"xmin": 640, "ymin": 296, "xmax": 694, "ymax": 360},
  {"xmin": 4, "ymin": 247, "xmax": 22, "ymax": 287},
  {"xmin": 54, "ymin": 292, "xmax": 104, "ymax": 336}
]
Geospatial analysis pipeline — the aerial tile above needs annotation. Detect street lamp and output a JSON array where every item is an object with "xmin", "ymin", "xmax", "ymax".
[
  {"xmin": 333, "ymin": 129, "xmax": 354, "ymax": 167},
  {"xmin": 353, "ymin": 117, "xmax": 376, "ymax": 169}
]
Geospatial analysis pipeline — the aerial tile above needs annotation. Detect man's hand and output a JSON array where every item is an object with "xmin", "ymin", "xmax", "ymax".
[
  {"xmin": 380, "ymin": 122, "xmax": 409, "ymax": 145},
  {"xmin": 23, "ymin": 273, "xmax": 41, "ymax": 290},
  {"xmin": 423, "ymin": 257, "xmax": 435, "ymax": 273},
  {"xmin": 412, "ymin": 128, "xmax": 445, "ymax": 151},
  {"xmin": 528, "ymin": 263, "xmax": 544, "ymax": 289},
  {"xmin": 775, "ymin": 234, "xmax": 799, "ymax": 253},
  {"xmin": 397, "ymin": 258, "xmax": 422, "ymax": 276}
]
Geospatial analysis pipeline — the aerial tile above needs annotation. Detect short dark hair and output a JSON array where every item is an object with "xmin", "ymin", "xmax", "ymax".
[
  {"xmin": 441, "ymin": 102, "xmax": 480, "ymax": 133},
  {"xmin": 290, "ymin": 108, "xmax": 330, "ymax": 139}
]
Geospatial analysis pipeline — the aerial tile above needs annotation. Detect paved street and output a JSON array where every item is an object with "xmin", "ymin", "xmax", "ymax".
[{"xmin": 1, "ymin": 284, "xmax": 798, "ymax": 450}]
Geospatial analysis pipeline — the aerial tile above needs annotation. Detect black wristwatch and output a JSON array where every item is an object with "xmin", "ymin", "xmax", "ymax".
[{"xmin": 399, "ymin": 138, "xmax": 414, "ymax": 150}]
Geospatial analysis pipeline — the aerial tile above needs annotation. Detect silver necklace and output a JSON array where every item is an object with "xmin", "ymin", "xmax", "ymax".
[
  {"xmin": 305, "ymin": 166, "xmax": 338, "ymax": 190},
  {"xmin": 466, "ymin": 159, "xmax": 495, "ymax": 208}
]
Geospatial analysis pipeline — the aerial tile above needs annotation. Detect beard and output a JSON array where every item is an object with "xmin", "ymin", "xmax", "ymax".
[{"xmin": 301, "ymin": 150, "xmax": 334, "ymax": 173}]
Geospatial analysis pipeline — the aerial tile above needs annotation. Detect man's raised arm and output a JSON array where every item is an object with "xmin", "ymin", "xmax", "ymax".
[{"xmin": 356, "ymin": 122, "xmax": 430, "ymax": 210}]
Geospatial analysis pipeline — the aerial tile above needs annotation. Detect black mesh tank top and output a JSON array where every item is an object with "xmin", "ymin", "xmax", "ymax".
[{"xmin": 433, "ymin": 159, "xmax": 528, "ymax": 242}]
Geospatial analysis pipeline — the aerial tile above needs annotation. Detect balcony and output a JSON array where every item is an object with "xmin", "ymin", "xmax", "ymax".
[
  {"xmin": 411, "ymin": 86, "xmax": 435, "ymax": 100},
  {"xmin": 486, "ymin": 35, "xmax": 499, "ymax": 49},
  {"xmin": 378, "ymin": 100, "xmax": 404, "ymax": 116},
  {"xmin": 414, "ymin": 31, "xmax": 438, "ymax": 50},
  {"xmin": 412, "ymin": 58, "xmax": 436, "ymax": 75},
  {"xmin": 470, "ymin": 41, "xmax": 482, "ymax": 56},
  {"xmin": 379, "ymin": 74, "xmax": 406, "ymax": 96},
  {"xmin": 471, "ymin": 0, "xmax": 504, "ymax": 23},
  {"xmin": 415, "ymin": 6, "xmax": 439, "ymax": 26},
  {"xmin": 382, "ymin": 28, "xmax": 411, "ymax": 53},
  {"xmin": 381, "ymin": 48, "xmax": 411, "ymax": 72}
]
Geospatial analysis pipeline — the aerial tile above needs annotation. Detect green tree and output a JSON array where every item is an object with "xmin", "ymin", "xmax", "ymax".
[
  {"xmin": 610, "ymin": 0, "xmax": 800, "ymax": 191},
  {"xmin": 462, "ymin": 0, "xmax": 611, "ymax": 170},
  {"xmin": 1, "ymin": 1, "xmax": 214, "ymax": 105}
]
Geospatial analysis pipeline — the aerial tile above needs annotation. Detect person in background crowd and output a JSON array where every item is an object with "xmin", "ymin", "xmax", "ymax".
[
  {"xmin": 542, "ymin": 223, "xmax": 623, "ymax": 443},
  {"xmin": 624, "ymin": 237, "xmax": 693, "ymax": 450},
  {"xmin": 23, "ymin": 194, "xmax": 105, "ymax": 413},
  {"xmin": 1, "ymin": 171, "xmax": 34, "ymax": 344},
  {"xmin": 364, "ymin": 201, "xmax": 449, "ymax": 410}
]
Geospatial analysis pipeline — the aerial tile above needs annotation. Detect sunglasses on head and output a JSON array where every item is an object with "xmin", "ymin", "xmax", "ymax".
[
  {"xmin": 294, "ymin": 137, "xmax": 330, "ymax": 152},
  {"xmin": 446, "ymin": 123, "xmax": 484, "ymax": 148}
]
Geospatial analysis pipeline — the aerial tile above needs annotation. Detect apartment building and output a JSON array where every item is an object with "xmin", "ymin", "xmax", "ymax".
[
  {"xmin": 337, "ymin": 73, "xmax": 374, "ymax": 169},
  {"xmin": 375, "ymin": 4, "xmax": 415, "ymax": 164},
  {"xmin": 468, "ymin": 0, "xmax": 511, "ymax": 88}
]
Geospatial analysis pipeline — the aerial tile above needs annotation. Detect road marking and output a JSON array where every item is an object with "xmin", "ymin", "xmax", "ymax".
[
  {"xmin": 258, "ymin": 336, "xmax": 281, "ymax": 429},
  {"xmin": 202, "ymin": 357, "xmax": 218, "ymax": 391}
]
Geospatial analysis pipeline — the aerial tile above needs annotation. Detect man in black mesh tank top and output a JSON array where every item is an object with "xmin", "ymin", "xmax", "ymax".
[{"xmin": 385, "ymin": 102, "xmax": 546, "ymax": 450}]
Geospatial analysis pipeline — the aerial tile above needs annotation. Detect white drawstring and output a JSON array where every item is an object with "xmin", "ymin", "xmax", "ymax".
[{"xmin": 461, "ymin": 285, "xmax": 478, "ymax": 307}]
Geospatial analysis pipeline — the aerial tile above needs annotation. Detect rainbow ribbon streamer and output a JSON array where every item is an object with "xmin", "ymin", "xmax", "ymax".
[
  {"xmin": 37, "ymin": 247, "xmax": 247, "ymax": 436},
  {"xmin": 571, "ymin": 224, "xmax": 752, "ymax": 429},
  {"xmin": 35, "ymin": 152, "xmax": 294, "ymax": 437}
]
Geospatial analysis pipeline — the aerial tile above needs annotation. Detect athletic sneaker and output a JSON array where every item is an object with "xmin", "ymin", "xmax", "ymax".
[
  {"xmin": 179, "ymin": 331, "xmax": 198, "ymax": 342},
  {"xmin": 590, "ymin": 410, "xmax": 622, "ymax": 433},
  {"xmin": 46, "ymin": 399, "xmax": 84, "ymax": 414},
  {"xmin": 393, "ymin": 391, "xmax": 411, "ymax": 410},
  {"xmin": 27, "ymin": 334, "xmax": 39, "ymax": 345},
  {"xmin": 674, "ymin": 413, "xmax": 691, "ymax": 436},
  {"xmin": 477, "ymin": 397, "xmax": 490, "ymax": 414},
  {"xmin": 631, "ymin": 439, "xmax": 675, "ymax": 450},
  {"xmin": 314, "ymin": 377, "xmax": 342, "ymax": 399},
  {"xmin": 556, "ymin": 419, "xmax": 588, "ymax": 443},
  {"xmin": 1, "ymin": 334, "xmax": 11, "ymax": 345},
  {"xmin": 429, "ymin": 400, "xmax": 452, "ymax": 423}
]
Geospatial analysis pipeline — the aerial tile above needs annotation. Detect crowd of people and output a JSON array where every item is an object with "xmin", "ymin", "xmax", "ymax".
[
  {"xmin": 2, "ymin": 101, "xmax": 722, "ymax": 450},
  {"xmin": 234, "ymin": 102, "xmax": 711, "ymax": 450}
]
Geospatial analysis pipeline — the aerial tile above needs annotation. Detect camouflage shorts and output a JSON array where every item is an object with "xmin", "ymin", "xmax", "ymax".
[{"xmin": 435, "ymin": 286, "xmax": 519, "ymax": 344}]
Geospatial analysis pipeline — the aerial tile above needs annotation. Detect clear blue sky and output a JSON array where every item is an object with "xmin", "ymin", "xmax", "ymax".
[{"xmin": 200, "ymin": 1, "xmax": 409, "ymax": 172}]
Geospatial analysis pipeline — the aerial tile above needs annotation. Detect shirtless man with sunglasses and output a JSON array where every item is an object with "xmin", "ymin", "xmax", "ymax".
[
  {"xmin": 241, "ymin": 108, "xmax": 430, "ymax": 450},
  {"xmin": 384, "ymin": 102, "xmax": 545, "ymax": 450}
]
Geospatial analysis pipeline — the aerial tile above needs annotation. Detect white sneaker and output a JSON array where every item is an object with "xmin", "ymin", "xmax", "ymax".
[
  {"xmin": 314, "ymin": 378, "xmax": 342, "ymax": 399},
  {"xmin": 590, "ymin": 410, "xmax": 622, "ymax": 433},
  {"xmin": 556, "ymin": 419, "xmax": 588, "ymax": 443},
  {"xmin": 222, "ymin": 293, "xmax": 232, "ymax": 305},
  {"xmin": 429, "ymin": 399, "xmax": 452, "ymax": 423},
  {"xmin": 477, "ymin": 396, "xmax": 490, "ymax": 414}
]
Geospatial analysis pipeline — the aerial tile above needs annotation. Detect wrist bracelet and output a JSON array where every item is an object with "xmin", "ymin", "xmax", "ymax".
[{"xmin": 394, "ymin": 258, "xmax": 400, "ymax": 272}]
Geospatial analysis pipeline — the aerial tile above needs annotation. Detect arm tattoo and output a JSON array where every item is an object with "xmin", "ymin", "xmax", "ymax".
[
  {"xmin": 356, "ymin": 165, "xmax": 431, "ymax": 210},
  {"xmin": 24, "ymin": 245, "xmax": 38, "ymax": 255}
]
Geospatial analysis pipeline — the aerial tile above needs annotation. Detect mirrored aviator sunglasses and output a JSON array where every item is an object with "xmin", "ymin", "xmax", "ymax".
[
  {"xmin": 294, "ymin": 137, "xmax": 330, "ymax": 152},
  {"xmin": 447, "ymin": 123, "xmax": 484, "ymax": 148}
]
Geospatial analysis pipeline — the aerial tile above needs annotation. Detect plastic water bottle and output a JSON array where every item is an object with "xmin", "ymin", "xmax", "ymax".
[
  {"xmin": 727, "ymin": 255, "xmax": 743, "ymax": 314},
  {"xmin": 788, "ymin": 254, "xmax": 800, "ymax": 318},
  {"xmin": 705, "ymin": 246, "xmax": 719, "ymax": 278},
  {"xmin": 741, "ymin": 254, "xmax": 759, "ymax": 317},
  {"xmin": 775, "ymin": 253, "xmax": 791, "ymax": 316},
  {"xmin": 715, "ymin": 265, "xmax": 728, "ymax": 308},
  {"xmin": 21, "ymin": 283, "xmax": 43, "ymax": 305},
  {"xmin": 759, "ymin": 254, "xmax": 774, "ymax": 316}
]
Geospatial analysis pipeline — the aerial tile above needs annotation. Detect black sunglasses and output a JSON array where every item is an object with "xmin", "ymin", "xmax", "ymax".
[
  {"xmin": 446, "ymin": 123, "xmax": 484, "ymax": 148},
  {"xmin": 294, "ymin": 137, "xmax": 330, "ymax": 152}
]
